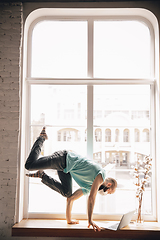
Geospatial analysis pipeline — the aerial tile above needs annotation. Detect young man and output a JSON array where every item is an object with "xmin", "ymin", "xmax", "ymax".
[{"xmin": 25, "ymin": 127, "xmax": 117, "ymax": 231}]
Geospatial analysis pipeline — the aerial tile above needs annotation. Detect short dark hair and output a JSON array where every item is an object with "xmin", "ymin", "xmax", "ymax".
[{"xmin": 106, "ymin": 178, "xmax": 117, "ymax": 190}]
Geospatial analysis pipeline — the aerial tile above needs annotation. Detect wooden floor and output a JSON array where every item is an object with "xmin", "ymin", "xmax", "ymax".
[{"xmin": 12, "ymin": 219, "xmax": 160, "ymax": 239}]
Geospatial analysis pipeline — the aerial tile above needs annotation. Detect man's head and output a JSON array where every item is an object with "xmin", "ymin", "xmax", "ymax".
[{"xmin": 98, "ymin": 177, "xmax": 117, "ymax": 195}]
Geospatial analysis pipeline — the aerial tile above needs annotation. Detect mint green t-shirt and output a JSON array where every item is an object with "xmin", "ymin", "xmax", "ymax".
[{"xmin": 63, "ymin": 151, "xmax": 106, "ymax": 195}]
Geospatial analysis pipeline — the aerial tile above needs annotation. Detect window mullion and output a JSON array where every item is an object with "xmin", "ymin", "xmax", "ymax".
[
  {"xmin": 87, "ymin": 85, "xmax": 93, "ymax": 159},
  {"xmin": 23, "ymin": 82, "xmax": 31, "ymax": 218},
  {"xmin": 88, "ymin": 19, "xmax": 93, "ymax": 78},
  {"xmin": 87, "ymin": 19, "xmax": 94, "ymax": 159},
  {"xmin": 150, "ymin": 83, "xmax": 156, "ymax": 220}
]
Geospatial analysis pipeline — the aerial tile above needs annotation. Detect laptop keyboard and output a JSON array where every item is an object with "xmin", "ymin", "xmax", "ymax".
[{"xmin": 108, "ymin": 222, "xmax": 119, "ymax": 231}]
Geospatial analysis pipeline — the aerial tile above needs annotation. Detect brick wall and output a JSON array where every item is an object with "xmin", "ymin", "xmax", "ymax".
[{"xmin": 0, "ymin": 2, "xmax": 22, "ymax": 238}]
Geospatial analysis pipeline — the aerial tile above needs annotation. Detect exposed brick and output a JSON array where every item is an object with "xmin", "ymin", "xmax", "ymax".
[
  {"xmin": 0, "ymin": 82, "xmax": 19, "ymax": 89},
  {"xmin": 0, "ymin": 77, "xmax": 19, "ymax": 83},
  {"xmin": 0, "ymin": 2, "xmax": 21, "ymax": 238},
  {"xmin": 0, "ymin": 22, "xmax": 12, "ymax": 30}
]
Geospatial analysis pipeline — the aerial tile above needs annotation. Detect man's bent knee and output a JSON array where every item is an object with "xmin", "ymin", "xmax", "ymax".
[
  {"xmin": 64, "ymin": 191, "xmax": 72, "ymax": 198},
  {"xmin": 25, "ymin": 161, "xmax": 31, "ymax": 171}
]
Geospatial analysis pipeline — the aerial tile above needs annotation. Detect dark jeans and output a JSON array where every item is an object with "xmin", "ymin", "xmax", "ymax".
[{"xmin": 25, "ymin": 136, "xmax": 72, "ymax": 198}]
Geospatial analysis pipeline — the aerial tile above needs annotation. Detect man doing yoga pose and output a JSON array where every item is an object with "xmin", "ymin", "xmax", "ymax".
[{"xmin": 25, "ymin": 127, "xmax": 117, "ymax": 232}]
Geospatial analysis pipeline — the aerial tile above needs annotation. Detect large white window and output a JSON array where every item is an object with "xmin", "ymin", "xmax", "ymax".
[{"xmin": 21, "ymin": 8, "xmax": 159, "ymax": 222}]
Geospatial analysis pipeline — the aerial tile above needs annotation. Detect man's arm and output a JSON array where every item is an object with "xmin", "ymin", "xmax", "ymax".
[
  {"xmin": 66, "ymin": 188, "xmax": 84, "ymax": 224},
  {"xmin": 88, "ymin": 174, "xmax": 103, "ymax": 231}
]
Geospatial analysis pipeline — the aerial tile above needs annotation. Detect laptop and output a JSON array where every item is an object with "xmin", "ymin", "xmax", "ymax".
[{"xmin": 97, "ymin": 210, "xmax": 135, "ymax": 231}]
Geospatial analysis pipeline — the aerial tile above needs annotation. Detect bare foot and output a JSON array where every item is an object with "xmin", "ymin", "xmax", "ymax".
[
  {"xmin": 67, "ymin": 220, "xmax": 79, "ymax": 224},
  {"xmin": 40, "ymin": 127, "xmax": 48, "ymax": 140},
  {"xmin": 26, "ymin": 170, "xmax": 44, "ymax": 178}
]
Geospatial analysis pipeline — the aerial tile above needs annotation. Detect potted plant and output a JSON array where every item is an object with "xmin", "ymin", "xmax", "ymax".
[{"xmin": 133, "ymin": 155, "xmax": 152, "ymax": 223}]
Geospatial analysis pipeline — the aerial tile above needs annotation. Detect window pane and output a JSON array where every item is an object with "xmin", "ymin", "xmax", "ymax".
[
  {"xmin": 94, "ymin": 21, "xmax": 151, "ymax": 78},
  {"xmin": 93, "ymin": 85, "xmax": 151, "ymax": 215},
  {"xmin": 31, "ymin": 21, "xmax": 87, "ymax": 78},
  {"xmin": 29, "ymin": 85, "xmax": 87, "ymax": 213}
]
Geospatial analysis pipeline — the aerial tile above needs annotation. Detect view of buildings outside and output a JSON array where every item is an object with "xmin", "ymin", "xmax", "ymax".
[{"xmin": 28, "ymin": 84, "xmax": 151, "ymax": 216}]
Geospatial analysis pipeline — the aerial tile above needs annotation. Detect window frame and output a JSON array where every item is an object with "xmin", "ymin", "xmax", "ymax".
[{"xmin": 18, "ymin": 8, "xmax": 159, "ymax": 223}]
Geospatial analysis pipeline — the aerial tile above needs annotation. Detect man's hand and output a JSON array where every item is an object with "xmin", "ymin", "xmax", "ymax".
[
  {"xmin": 67, "ymin": 220, "xmax": 79, "ymax": 224},
  {"xmin": 88, "ymin": 221, "xmax": 102, "ymax": 232}
]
